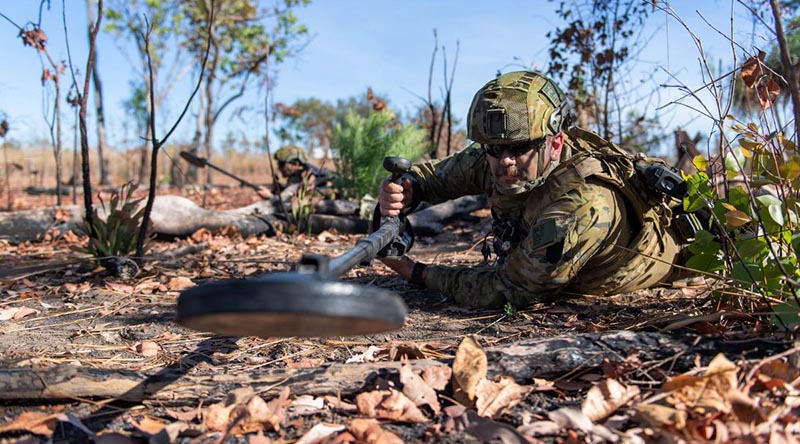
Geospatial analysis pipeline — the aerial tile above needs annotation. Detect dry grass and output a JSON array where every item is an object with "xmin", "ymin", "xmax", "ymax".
[{"xmin": 0, "ymin": 143, "xmax": 315, "ymax": 190}]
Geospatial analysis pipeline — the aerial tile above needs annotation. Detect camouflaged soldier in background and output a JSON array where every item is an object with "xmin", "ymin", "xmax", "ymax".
[
  {"xmin": 274, "ymin": 145, "xmax": 312, "ymax": 185},
  {"xmin": 378, "ymin": 71, "xmax": 689, "ymax": 308},
  {"xmin": 274, "ymin": 145, "xmax": 335, "ymax": 188}
]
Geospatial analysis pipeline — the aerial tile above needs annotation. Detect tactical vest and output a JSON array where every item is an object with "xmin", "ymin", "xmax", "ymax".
[{"xmin": 490, "ymin": 127, "xmax": 683, "ymax": 294}]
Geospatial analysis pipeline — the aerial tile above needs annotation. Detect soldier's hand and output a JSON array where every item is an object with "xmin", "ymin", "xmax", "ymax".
[
  {"xmin": 256, "ymin": 186, "xmax": 273, "ymax": 200},
  {"xmin": 379, "ymin": 178, "xmax": 412, "ymax": 217}
]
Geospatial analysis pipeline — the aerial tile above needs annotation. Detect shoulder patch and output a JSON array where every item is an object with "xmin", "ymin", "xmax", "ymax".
[{"xmin": 529, "ymin": 218, "xmax": 559, "ymax": 251}]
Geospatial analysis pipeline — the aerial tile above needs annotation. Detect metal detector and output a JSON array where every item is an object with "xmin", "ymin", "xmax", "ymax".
[
  {"xmin": 176, "ymin": 157, "xmax": 414, "ymax": 338},
  {"xmin": 180, "ymin": 151, "xmax": 262, "ymax": 191}
]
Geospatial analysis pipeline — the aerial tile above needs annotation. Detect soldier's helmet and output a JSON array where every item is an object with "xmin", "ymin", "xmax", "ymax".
[
  {"xmin": 274, "ymin": 145, "xmax": 308, "ymax": 164},
  {"xmin": 467, "ymin": 71, "xmax": 568, "ymax": 146}
]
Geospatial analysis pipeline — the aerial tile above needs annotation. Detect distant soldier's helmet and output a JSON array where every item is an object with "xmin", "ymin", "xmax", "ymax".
[
  {"xmin": 274, "ymin": 145, "xmax": 308, "ymax": 164},
  {"xmin": 467, "ymin": 71, "xmax": 568, "ymax": 145}
]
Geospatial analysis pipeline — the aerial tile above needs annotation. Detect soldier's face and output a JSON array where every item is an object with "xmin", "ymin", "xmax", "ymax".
[
  {"xmin": 279, "ymin": 160, "xmax": 304, "ymax": 178},
  {"xmin": 485, "ymin": 134, "xmax": 564, "ymax": 191}
]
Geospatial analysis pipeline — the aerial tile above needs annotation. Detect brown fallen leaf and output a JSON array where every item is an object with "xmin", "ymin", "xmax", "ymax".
[
  {"xmin": 191, "ymin": 228, "xmax": 212, "ymax": 242},
  {"xmin": 662, "ymin": 353, "xmax": 739, "ymax": 414},
  {"xmin": 634, "ymin": 403, "xmax": 687, "ymax": 429},
  {"xmin": 547, "ymin": 407, "xmax": 618, "ymax": 442},
  {"xmin": 247, "ymin": 431, "xmax": 272, "ymax": 444},
  {"xmin": 422, "ymin": 365, "xmax": 452, "ymax": 391},
  {"xmin": 295, "ymin": 422, "xmax": 346, "ymax": 444},
  {"xmin": 400, "ymin": 362, "xmax": 441, "ymax": 414},
  {"xmin": 581, "ymin": 378, "xmax": 640, "ymax": 422},
  {"xmin": 135, "ymin": 341, "xmax": 160, "ymax": 357},
  {"xmin": 217, "ymin": 225, "xmax": 241, "ymax": 238},
  {"xmin": 355, "ymin": 389, "xmax": 429, "ymax": 423},
  {"xmin": 164, "ymin": 407, "xmax": 199, "ymax": 422},
  {"xmin": 286, "ymin": 357, "xmax": 325, "ymax": 368},
  {"xmin": 0, "ymin": 307, "xmax": 38, "ymax": 321},
  {"xmin": 475, "ymin": 376, "xmax": 531, "ymax": 418},
  {"xmin": 133, "ymin": 279, "xmax": 162, "ymax": 294},
  {"xmin": 130, "ymin": 416, "xmax": 168, "ymax": 436},
  {"xmin": 166, "ymin": 276, "xmax": 195, "ymax": 291},
  {"xmin": 452, "ymin": 336, "xmax": 487, "ymax": 407},
  {"xmin": 0, "ymin": 411, "xmax": 57, "ymax": 436},
  {"xmin": 225, "ymin": 387, "xmax": 290, "ymax": 434},
  {"xmin": 149, "ymin": 422, "xmax": 187, "ymax": 444},
  {"xmin": 204, "ymin": 403, "xmax": 235, "ymax": 432},
  {"xmin": 104, "ymin": 282, "xmax": 135, "ymax": 294},
  {"xmin": 348, "ymin": 418, "xmax": 403, "ymax": 444},
  {"xmin": 759, "ymin": 360, "xmax": 800, "ymax": 383}
]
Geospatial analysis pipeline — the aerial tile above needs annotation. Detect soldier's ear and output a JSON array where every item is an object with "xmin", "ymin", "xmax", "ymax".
[{"xmin": 548, "ymin": 133, "xmax": 564, "ymax": 161}]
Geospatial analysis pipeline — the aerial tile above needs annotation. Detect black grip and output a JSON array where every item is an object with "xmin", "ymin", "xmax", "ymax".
[{"xmin": 383, "ymin": 156, "xmax": 412, "ymax": 183}]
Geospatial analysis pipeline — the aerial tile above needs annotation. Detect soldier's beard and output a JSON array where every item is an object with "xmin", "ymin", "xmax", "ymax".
[{"xmin": 493, "ymin": 165, "xmax": 537, "ymax": 195}]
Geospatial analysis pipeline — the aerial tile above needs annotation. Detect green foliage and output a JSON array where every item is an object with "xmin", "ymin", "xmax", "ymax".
[
  {"xmin": 503, "ymin": 301, "xmax": 518, "ymax": 318},
  {"xmin": 331, "ymin": 109, "xmax": 428, "ymax": 200},
  {"xmin": 290, "ymin": 169, "xmax": 317, "ymax": 233},
  {"xmin": 682, "ymin": 121, "xmax": 800, "ymax": 327},
  {"xmin": 275, "ymin": 93, "xmax": 390, "ymax": 148},
  {"xmin": 82, "ymin": 183, "xmax": 148, "ymax": 259},
  {"xmin": 181, "ymin": 0, "xmax": 309, "ymax": 74}
]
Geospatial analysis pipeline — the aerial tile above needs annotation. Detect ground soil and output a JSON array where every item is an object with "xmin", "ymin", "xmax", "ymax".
[{"xmin": 0, "ymin": 187, "xmax": 787, "ymax": 444}]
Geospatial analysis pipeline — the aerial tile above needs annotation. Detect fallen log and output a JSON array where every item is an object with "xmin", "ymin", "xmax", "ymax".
[
  {"xmin": 408, "ymin": 195, "xmax": 488, "ymax": 236},
  {"xmin": 0, "ymin": 193, "xmax": 489, "ymax": 243},
  {"xmin": 0, "ymin": 331, "xmax": 787, "ymax": 405}
]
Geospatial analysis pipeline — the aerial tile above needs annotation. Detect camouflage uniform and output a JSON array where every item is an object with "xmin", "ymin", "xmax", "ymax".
[
  {"xmin": 406, "ymin": 127, "xmax": 683, "ymax": 308},
  {"xmin": 273, "ymin": 145, "xmax": 335, "ymax": 192}
]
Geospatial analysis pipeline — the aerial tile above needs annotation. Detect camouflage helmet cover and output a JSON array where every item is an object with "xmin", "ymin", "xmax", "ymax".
[
  {"xmin": 467, "ymin": 71, "xmax": 567, "ymax": 145},
  {"xmin": 274, "ymin": 145, "xmax": 308, "ymax": 163}
]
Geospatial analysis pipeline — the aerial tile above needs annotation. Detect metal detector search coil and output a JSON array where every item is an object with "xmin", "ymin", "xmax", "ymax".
[{"xmin": 176, "ymin": 157, "xmax": 413, "ymax": 338}]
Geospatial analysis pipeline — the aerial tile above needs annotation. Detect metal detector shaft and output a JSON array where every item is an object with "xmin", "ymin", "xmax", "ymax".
[
  {"xmin": 180, "ymin": 151, "xmax": 261, "ymax": 191},
  {"xmin": 206, "ymin": 163, "xmax": 261, "ymax": 190},
  {"xmin": 326, "ymin": 218, "xmax": 399, "ymax": 278}
]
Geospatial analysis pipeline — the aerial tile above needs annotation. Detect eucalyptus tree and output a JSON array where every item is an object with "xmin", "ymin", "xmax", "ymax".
[
  {"xmin": 104, "ymin": 0, "xmax": 187, "ymax": 183},
  {"xmin": 546, "ymin": 0, "xmax": 653, "ymax": 146},
  {"xmin": 180, "ymin": 0, "xmax": 309, "ymax": 184},
  {"xmin": 86, "ymin": 0, "xmax": 110, "ymax": 185}
]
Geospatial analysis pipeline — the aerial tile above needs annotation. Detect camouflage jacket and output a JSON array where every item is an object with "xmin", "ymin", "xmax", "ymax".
[{"xmin": 407, "ymin": 128, "xmax": 681, "ymax": 308}]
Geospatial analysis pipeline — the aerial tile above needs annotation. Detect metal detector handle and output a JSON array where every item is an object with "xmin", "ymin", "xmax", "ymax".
[
  {"xmin": 383, "ymin": 156, "xmax": 412, "ymax": 207},
  {"xmin": 374, "ymin": 157, "xmax": 415, "ymax": 258}
]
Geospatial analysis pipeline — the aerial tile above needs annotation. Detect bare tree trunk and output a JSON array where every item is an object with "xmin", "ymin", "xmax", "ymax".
[
  {"xmin": 188, "ymin": 87, "xmax": 206, "ymax": 184},
  {"xmin": 2, "ymin": 138, "xmax": 9, "ymax": 211},
  {"xmin": 426, "ymin": 30, "xmax": 439, "ymax": 159},
  {"xmin": 203, "ymin": 55, "xmax": 217, "ymax": 186},
  {"xmin": 770, "ymin": 0, "xmax": 800, "ymax": 142},
  {"xmin": 80, "ymin": 0, "xmax": 103, "ymax": 237},
  {"xmin": 72, "ymin": 107, "xmax": 79, "ymax": 205},
  {"xmin": 87, "ymin": 0, "xmax": 110, "ymax": 186},
  {"xmin": 54, "ymin": 76, "xmax": 63, "ymax": 206},
  {"xmin": 138, "ymin": 82, "xmax": 153, "ymax": 184}
]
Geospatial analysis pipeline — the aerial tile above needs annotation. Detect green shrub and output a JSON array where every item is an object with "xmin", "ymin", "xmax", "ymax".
[
  {"xmin": 83, "ymin": 182, "xmax": 148, "ymax": 259},
  {"xmin": 331, "ymin": 109, "xmax": 428, "ymax": 200},
  {"xmin": 682, "ymin": 121, "xmax": 800, "ymax": 327}
]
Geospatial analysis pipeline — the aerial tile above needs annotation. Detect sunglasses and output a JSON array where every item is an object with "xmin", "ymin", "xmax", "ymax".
[
  {"xmin": 483, "ymin": 138, "xmax": 546, "ymax": 158},
  {"xmin": 278, "ymin": 159, "xmax": 302, "ymax": 167}
]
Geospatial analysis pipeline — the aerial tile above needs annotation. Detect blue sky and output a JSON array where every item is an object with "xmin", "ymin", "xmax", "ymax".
[{"xmin": 0, "ymin": 1, "xmax": 774, "ymax": 154}]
